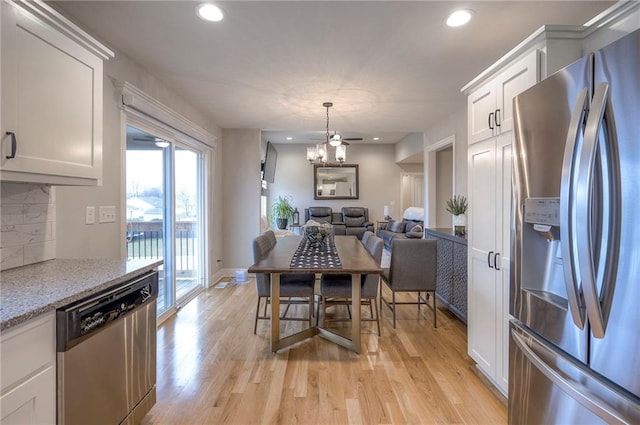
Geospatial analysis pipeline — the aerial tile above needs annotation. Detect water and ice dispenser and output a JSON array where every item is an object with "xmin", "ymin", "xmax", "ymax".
[{"xmin": 521, "ymin": 198, "xmax": 567, "ymax": 308}]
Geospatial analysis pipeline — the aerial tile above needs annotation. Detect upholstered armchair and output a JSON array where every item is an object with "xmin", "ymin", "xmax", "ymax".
[
  {"xmin": 341, "ymin": 207, "xmax": 373, "ymax": 239},
  {"xmin": 304, "ymin": 207, "xmax": 346, "ymax": 234}
]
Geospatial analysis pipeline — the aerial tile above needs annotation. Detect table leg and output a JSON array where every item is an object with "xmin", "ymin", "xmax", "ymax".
[
  {"xmin": 351, "ymin": 273, "xmax": 361, "ymax": 354},
  {"xmin": 271, "ymin": 273, "xmax": 280, "ymax": 352}
]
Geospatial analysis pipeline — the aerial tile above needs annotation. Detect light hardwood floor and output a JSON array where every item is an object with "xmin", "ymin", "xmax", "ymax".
[{"xmin": 141, "ymin": 278, "xmax": 507, "ymax": 425}]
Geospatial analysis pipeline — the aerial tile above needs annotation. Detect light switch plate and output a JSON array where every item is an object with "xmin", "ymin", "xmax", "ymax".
[
  {"xmin": 99, "ymin": 206, "xmax": 116, "ymax": 223},
  {"xmin": 85, "ymin": 206, "xmax": 95, "ymax": 225}
]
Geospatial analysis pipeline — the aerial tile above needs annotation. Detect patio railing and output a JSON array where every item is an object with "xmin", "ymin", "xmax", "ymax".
[{"xmin": 126, "ymin": 221, "xmax": 198, "ymax": 274}]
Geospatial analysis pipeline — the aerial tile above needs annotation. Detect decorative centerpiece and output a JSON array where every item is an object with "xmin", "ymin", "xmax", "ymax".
[
  {"xmin": 446, "ymin": 194, "xmax": 468, "ymax": 237},
  {"xmin": 302, "ymin": 220, "xmax": 333, "ymax": 248}
]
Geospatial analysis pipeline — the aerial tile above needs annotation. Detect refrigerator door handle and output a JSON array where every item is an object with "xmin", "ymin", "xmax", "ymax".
[
  {"xmin": 559, "ymin": 87, "xmax": 588, "ymax": 330},
  {"xmin": 577, "ymin": 83, "xmax": 621, "ymax": 339},
  {"xmin": 511, "ymin": 324, "xmax": 640, "ymax": 425}
]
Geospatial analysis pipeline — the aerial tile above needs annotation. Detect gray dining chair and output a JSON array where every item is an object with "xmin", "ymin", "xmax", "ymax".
[
  {"xmin": 361, "ymin": 230, "xmax": 374, "ymax": 245},
  {"xmin": 252, "ymin": 232, "xmax": 316, "ymax": 334},
  {"xmin": 264, "ymin": 230, "xmax": 277, "ymax": 249},
  {"xmin": 380, "ymin": 238, "xmax": 438, "ymax": 328},
  {"xmin": 319, "ymin": 235, "xmax": 384, "ymax": 335}
]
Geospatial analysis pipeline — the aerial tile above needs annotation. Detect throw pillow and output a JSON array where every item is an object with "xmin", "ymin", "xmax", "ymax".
[
  {"xmin": 406, "ymin": 231, "xmax": 422, "ymax": 238},
  {"xmin": 410, "ymin": 224, "xmax": 423, "ymax": 233},
  {"xmin": 388, "ymin": 220, "xmax": 406, "ymax": 233}
]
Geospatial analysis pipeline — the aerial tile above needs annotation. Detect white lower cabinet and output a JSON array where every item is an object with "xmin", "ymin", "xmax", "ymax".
[
  {"xmin": 467, "ymin": 132, "xmax": 512, "ymax": 395},
  {"xmin": 0, "ymin": 313, "xmax": 56, "ymax": 424}
]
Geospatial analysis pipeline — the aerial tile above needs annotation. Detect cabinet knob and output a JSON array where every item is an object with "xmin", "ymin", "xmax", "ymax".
[{"xmin": 5, "ymin": 132, "xmax": 17, "ymax": 159}]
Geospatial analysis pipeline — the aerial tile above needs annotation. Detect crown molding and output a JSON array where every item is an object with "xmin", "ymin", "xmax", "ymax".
[
  {"xmin": 114, "ymin": 81, "xmax": 217, "ymax": 148},
  {"xmin": 10, "ymin": 0, "xmax": 114, "ymax": 60}
]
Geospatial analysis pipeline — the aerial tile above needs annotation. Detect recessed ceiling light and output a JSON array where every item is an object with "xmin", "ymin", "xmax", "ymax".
[
  {"xmin": 286, "ymin": 137, "xmax": 292, "ymax": 141},
  {"xmin": 446, "ymin": 10, "xmax": 473, "ymax": 27},
  {"xmin": 373, "ymin": 137, "xmax": 380, "ymax": 141},
  {"xmin": 197, "ymin": 3, "xmax": 224, "ymax": 22}
]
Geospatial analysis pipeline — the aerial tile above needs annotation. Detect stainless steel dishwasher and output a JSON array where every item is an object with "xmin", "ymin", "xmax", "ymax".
[{"xmin": 56, "ymin": 271, "xmax": 158, "ymax": 425}]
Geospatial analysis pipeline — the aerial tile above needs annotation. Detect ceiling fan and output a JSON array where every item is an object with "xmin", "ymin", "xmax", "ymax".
[
  {"xmin": 319, "ymin": 102, "xmax": 363, "ymax": 146},
  {"xmin": 132, "ymin": 135, "xmax": 170, "ymax": 148}
]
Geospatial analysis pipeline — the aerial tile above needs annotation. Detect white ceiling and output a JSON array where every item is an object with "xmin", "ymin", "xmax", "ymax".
[{"xmin": 56, "ymin": 1, "xmax": 615, "ymax": 145}]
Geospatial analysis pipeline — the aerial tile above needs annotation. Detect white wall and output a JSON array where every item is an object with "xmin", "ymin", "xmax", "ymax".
[
  {"xmin": 222, "ymin": 129, "xmax": 262, "ymax": 269},
  {"xmin": 424, "ymin": 105, "xmax": 467, "ymax": 197},
  {"xmin": 436, "ymin": 148, "xmax": 453, "ymax": 227},
  {"xmin": 268, "ymin": 143, "xmax": 403, "ymax": 223},
  {"xmin": 55, "ymin": 47, "xmax": 222, "ymax": 279},
  {"xmin": 395, "ymin": 133, "xmax": 423, "ymax": 163}
]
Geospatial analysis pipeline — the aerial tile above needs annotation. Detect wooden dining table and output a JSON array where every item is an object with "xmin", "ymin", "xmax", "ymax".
[{"xmin": 248, "ymin": 235, "xmax": 382, "ymax": 353}]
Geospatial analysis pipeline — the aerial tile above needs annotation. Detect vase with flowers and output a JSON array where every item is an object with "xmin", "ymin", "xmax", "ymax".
[{"xmin": 446, "ymin": 195, "xmax": 468, "ymax": 237}]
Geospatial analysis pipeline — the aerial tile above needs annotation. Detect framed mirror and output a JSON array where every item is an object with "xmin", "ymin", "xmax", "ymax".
[{"xmin": 314, "ymin": 164, "xmax": 359, "ymax": 200}]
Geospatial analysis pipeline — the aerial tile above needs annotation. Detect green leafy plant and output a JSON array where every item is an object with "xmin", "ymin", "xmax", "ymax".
[
  {"xmin": 446, "ymin": 195, "xmax": 468, "ymax": 216},
  {"xmin": 271, "ymin": 195, "xmax": 295, "ymax": 220}
]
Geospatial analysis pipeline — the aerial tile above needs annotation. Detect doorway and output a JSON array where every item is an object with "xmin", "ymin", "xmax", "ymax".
[{"xmin": 426, "ymin": 135, "xmax": 455, "ymax": 228}]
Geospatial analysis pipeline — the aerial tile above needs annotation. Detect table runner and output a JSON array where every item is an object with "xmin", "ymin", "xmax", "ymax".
[{"xmin": 290, "ymin": 235, "xmax": 342, "ymax": 269}]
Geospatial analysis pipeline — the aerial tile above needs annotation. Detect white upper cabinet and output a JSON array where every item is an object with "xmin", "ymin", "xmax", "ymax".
[
  {"xmin": 467, "ymin": 50, "xmax": 539, "ymax": 145},
  {"xmin": 0, "ymin": 0, "xmax": 113, "ymax": 185}
]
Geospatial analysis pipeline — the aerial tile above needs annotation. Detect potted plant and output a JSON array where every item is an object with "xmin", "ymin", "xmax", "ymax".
[
  {"xmin": 271, "ymin": 195, "xmax": 295, "ymax": 229},
  {"xmin": 446, "ymin": 195, "xmax": 468, "ymax": 237}
]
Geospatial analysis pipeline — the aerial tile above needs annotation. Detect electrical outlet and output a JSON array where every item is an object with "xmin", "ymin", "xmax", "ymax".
[
  {"xmin": 85, "ymin": 206, "xmax": 95, "ymax": 225},
  {"xmin": 99, "ymin": 206, "xmax": 116, "ymax": 223}
]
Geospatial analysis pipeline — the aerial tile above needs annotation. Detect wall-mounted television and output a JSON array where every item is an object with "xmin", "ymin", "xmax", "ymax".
[{"xmin": 262, "ymin": 141, "xmax": 277, "ymax": 183}]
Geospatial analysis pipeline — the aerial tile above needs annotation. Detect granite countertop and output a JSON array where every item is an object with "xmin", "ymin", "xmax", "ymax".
[{"xmin": 0, "ymin": 258, "xmax": 162, "ymax": 331}]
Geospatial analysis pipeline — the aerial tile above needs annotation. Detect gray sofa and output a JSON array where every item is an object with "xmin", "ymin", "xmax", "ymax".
[
  {"xmin": 304, "ymin": 206, "xmax": 373, "ymax": 239},
  {"xmin": 376, "ymin": 219, "xmax": 423, "ymax": 249}
]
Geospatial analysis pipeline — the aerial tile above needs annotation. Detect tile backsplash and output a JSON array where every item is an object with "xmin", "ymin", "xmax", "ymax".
[{"xmin": 1, "ymin": 183, "xmax": 56, "ymax": 270}]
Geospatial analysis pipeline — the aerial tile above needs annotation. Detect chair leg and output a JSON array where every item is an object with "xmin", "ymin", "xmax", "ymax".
[
  {"xmin": 392, "ymin": 291, "xmax": 397, "ymax": 328},
  {"xmin": 308, "ymin": 297, "xmax": 313, "ymax": 326},
  {"xmin": 254, "ymin": 297, "xmax": 262, "ymax": 334},
  {"xmin": 417, "ymin": 292, "xmax": 421, "ymax": 312},
  {"xmin": 433, "ymin": 291, "xmax": 437, "ymax": 328},
  {"xmin": 373, "ymin": 297, "xmax": 381, "ymax": 337},
  {"xmin": 347, "ymin": 303, "xmax": 352, "ymax": 319},
  {"xmin": 321, "ymin": 296, "xmax": 326, "ymax": 327}
]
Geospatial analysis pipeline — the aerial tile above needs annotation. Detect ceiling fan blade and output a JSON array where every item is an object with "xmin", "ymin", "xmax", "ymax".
[
  {"xmin": 342, "ymin": 137, "xmax": 363, "ymax": 141},
  {"xmin": 341, "ymin": 141, "xmax": 350, "ymax": 146}
]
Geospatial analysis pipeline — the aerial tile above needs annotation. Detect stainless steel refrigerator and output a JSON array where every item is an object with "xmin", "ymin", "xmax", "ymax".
[{"xmin": 510, "ymin": 29, "xmax": 640, "ymax": 424}]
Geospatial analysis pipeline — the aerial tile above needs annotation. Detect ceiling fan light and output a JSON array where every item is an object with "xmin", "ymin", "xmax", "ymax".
[
  {"xmin": 329, "ymin": 134, "xmax": 342, "ymax": 147},
  {"xmin": 335, "ymin": 144, "xmax": 346, "ymax": 163},
  {"xmin": 155, "ymin": 140, "xmax": 170, "ymax": 148},
  {"xmin": 197, "ymin": 3, "xmax": 224, "ymax": 22},
  {"xmin": 446, "ymin": 9, "xmax": 473, "ymax": 27}
]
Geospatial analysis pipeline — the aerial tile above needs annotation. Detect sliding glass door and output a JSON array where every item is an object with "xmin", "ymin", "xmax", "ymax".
[
  {"xmin": 126, "ymin": 125, "xmax": 206, "ymax": 316},
  {"xmin": 174, "ymin": 146, "xmax": 204, "ymax": 302}
]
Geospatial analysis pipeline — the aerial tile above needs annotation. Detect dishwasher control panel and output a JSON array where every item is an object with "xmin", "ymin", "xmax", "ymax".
[{"xmin": 56, "ymin": 271, "xmax": 158, "ymax": 351}]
